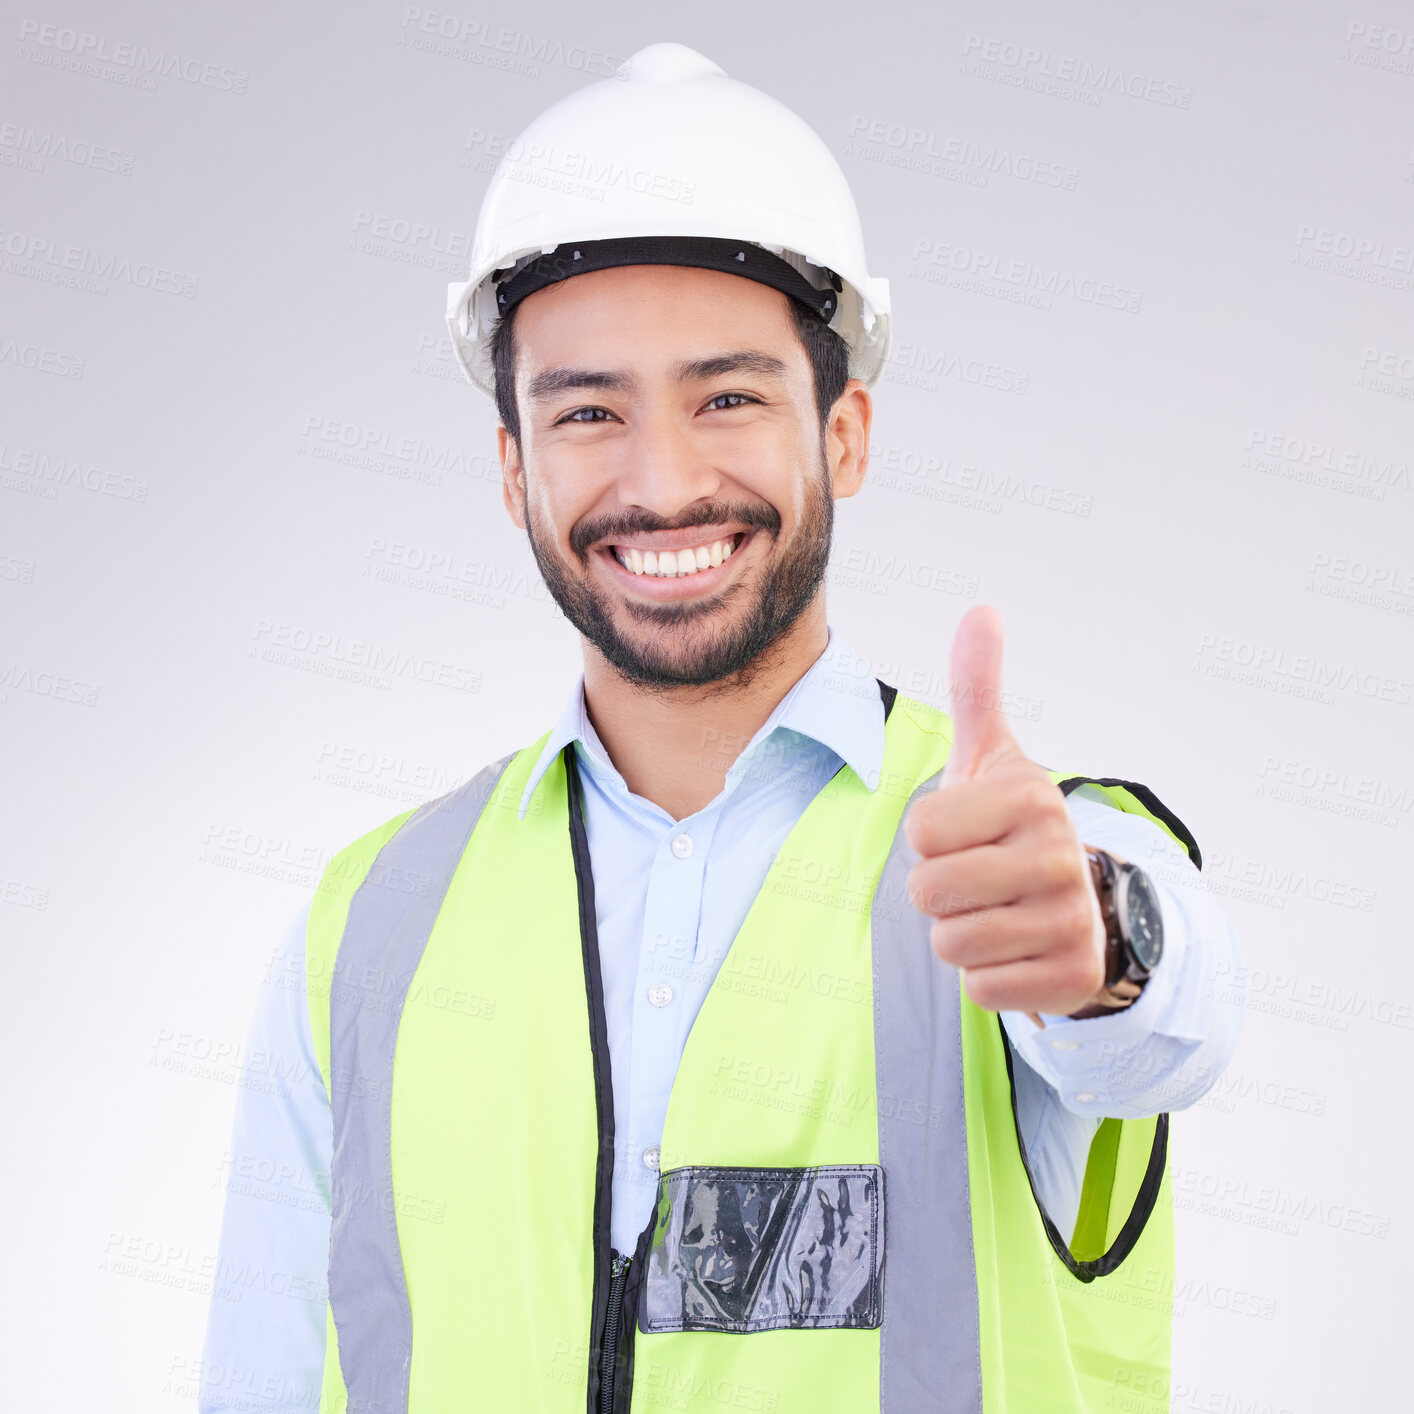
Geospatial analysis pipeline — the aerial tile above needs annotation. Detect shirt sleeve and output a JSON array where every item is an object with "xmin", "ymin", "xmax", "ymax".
[
  {"xmin": 198, "ymin": 898, "xmax": 331, "ymax": 1414},
  {"xmin": 1001, "ymin": 783, "xmax": 1248, "ymax": 1120}
]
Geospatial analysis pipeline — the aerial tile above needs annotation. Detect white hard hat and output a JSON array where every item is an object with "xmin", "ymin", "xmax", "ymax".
[{"xmin": 445, "ymin": 41, "xmax": 892, "ymax": 403}]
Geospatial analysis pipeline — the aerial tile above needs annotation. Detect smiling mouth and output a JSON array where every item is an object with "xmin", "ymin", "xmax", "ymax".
[{"xmin": 600, "ymin": 530, "xmax": 752, "ymax": 581}]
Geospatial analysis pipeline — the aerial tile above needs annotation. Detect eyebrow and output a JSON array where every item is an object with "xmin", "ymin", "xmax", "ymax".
[{"xmin": 526, "ymin": 350, "xmax": 791, "ymax": 406}]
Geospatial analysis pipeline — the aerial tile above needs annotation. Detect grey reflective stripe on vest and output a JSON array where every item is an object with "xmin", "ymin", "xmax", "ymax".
[
  {"xmin": 328, "ymin": 749, "xmax": 517, "ymax": 1414},
  {"xmin": 872, "ymin": 766, "xmax": 983, "ymax": 1414}
]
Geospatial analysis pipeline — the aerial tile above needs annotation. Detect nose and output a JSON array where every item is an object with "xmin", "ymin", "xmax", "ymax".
[{"xmin": 609, "ymin": 409, "xmax": 724, "ymax": 523}]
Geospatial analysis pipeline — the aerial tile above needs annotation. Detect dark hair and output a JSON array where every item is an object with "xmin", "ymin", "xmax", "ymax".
[{"xmin": 489, "ymin": 286, "xmax": 852, "ymax": 450}]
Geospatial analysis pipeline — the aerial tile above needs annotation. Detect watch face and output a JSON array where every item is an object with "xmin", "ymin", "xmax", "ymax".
[{"xmin": 1120, "ymin": 868, "xmax": 1164, "ymax": 971}]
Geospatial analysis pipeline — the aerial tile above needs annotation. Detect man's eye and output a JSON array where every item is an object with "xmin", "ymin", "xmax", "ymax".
[
  {"xmin": 556, "ymin": 395, "xmax": 757, "ymax": 424},
  {"xmin": 705, "ymin": 393, "xmax": 758, "ymax": 412}
]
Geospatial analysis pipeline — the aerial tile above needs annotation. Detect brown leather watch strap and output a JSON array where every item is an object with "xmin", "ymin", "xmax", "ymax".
[{"xmin": 1066, "ymin": 848, "xmax": 1146, "ymax": 1020}]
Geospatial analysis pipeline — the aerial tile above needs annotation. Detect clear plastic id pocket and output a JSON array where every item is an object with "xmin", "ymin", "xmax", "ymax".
[{"xmin": 637, "ymin": 1163, "xmax": 885, "ymax": 1334}]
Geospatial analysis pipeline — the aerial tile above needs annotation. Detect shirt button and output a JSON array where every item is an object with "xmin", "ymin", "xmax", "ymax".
[
  {"xmin": 643, "ymin": 1145, "xmax": 661, "ymax": 1171},
  {"xmin": 648, "ymin": 983, "xmax": 673, "ymax": 1007},
  {"xmin": 1074, "ymin": 1091, "xmax": 1097, "ymax": 1103},
  {"xmin": 670, "ymin": 832, "xmax": 693, "ymax": 858},
  {"xmin": 1050, "ymin": 1039, "xmax": 1079, "ymax": 1050}
]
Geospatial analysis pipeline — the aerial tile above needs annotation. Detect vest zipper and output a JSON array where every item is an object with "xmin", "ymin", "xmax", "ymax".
[
  {"xmin": 598, "ymin": 1249, "xmax": 632, "ymax": 1414},
  {"xmin": 565, "ymin": 745, "xmax": 630, "ymax": 1414}
]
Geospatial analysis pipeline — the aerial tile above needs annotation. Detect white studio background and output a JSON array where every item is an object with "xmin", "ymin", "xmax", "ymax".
[{"xmin": 3, "ymin": 2, "xmax": 1410, "ymax": 1409}]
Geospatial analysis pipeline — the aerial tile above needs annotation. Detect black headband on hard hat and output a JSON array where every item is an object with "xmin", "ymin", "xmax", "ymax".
[{"xmin": 491, "ymin": 235, "xmax": 844, "ymax": 324}]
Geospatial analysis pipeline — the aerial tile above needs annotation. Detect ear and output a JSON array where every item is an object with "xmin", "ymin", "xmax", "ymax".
[
  {"xmin": 826, "ymin": 379, "xmax": 872, "ymax": 500},
  {"xmin": 498, "ymin": 425, "xmax": 527, "ymax": 530}
]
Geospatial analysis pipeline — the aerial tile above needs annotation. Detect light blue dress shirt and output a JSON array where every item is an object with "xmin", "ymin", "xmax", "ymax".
[{"xmin": 199, "ymin": 625, "xmax": 1244, "ymax": 1412}]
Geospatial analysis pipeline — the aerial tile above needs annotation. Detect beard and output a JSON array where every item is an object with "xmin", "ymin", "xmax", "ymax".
[{"xmin": 522, "ymin": 436, "xmax": 834, "ymax": 692}]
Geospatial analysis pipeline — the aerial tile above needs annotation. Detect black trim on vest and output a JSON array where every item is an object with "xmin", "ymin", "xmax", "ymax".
[
  {"xmin": 1055, "ymin": 774, "xmax": 1203, "ymax": 870},
  {"xmin": 998, "ymin": 1017, "xmax": 1170, "ymax": 1282},
  {"xmin": 564, "ymin": 745, "xmax": 620, "ymax": 1414},
  {"xmin": 996, "ymin": 770, "xmax": 1198, "ymax": 1282},
  {"xmin": 877, "ymin": 677, "xmax": 898, "ymax": 723}
]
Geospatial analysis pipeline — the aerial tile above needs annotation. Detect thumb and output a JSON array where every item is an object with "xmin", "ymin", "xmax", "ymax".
[{"xmin": 940, "ymin": 604, "xmax": 1024, "ymax": 787}]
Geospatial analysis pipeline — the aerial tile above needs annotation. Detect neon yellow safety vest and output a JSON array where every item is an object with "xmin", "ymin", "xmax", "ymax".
[{"xmin": 305, "ymin": 680, "xmax": 1200, "ymax": 1413}]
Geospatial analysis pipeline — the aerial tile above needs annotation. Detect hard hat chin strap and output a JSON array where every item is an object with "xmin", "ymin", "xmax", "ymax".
[{"xmin": 491, "ymin": 235, "xmax": 843, "ymax": 324}]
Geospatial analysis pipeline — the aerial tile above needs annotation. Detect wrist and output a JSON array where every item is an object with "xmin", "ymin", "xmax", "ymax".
[{"xmin": 1066, "ymin": 845, "xmax": 1156, "ymax": 1019}]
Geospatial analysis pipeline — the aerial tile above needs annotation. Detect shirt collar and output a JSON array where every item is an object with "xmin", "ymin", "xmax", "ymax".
[{"xmin": 517, "ymin": 624, "xmax": 887, "ymax": 820}]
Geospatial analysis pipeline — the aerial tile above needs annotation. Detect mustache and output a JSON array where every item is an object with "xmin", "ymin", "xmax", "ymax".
[{"xmin": 571, "ymin": 502, "xmax": 781, "ymax": 559}]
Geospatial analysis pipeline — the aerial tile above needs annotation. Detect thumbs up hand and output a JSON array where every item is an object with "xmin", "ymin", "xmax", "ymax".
[{"xmin": 903, "ymin": 606, "xmax": 1110, "ymax": 1024}]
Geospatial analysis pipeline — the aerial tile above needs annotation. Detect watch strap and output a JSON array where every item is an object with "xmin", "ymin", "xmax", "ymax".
[{"xmin": 1067, "ymin": 848, "xmax": 1146, "ymax": 1019}]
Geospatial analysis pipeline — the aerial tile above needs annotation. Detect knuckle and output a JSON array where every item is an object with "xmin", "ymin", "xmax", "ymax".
[
  {"xmin": 931, "ymin": 915, "xmax": 971, "ymax": 965},
  {"xmin": 964, "ymin": 968, "xmax": 1000, "ymax": 1012},
  {"xmin": 903, "ymin": 794, "xmax": 939, "ymax": 851},
  {"xmin": 1070, "ymin": 951, "xmax": 1104, "ymax": 998},
  {"xmin": 1047, "ymin": 808, "xmax": 1080, "ymax": 847},
  {"xmin": 1082, "ymin": 951, "xmax": 1105, "ymax": 992},
  {"xmin": 930, "ymin": 917, "xmax": 957, "ymax": 963},
  {"xmin": 905, "ymin": 864, "xmax": 930, "ymax": 913},
  {"xmin": 1040, "ymin": 841, "xmax": 1076, "ymax": 892},
  {"xmin": 910, "ymin": 861, "xmax": 949, "ymax": 915},
  {"xmin": 1058, "ymin": 887, "xmax": 1096, "ymax": 943},
  {"xmin": 1024, "ymin": 775, "xmax": 1058, "ymax": 813}
]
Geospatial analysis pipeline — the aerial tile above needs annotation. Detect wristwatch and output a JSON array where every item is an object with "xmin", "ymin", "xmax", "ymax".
[{"xmin": 1066, "ymin": 847, "xmax": 1165, "ymax": 1019}]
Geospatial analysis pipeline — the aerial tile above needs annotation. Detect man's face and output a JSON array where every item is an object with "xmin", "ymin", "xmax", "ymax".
[{"xmin": 497, "ymin": 263, "xmax": 868, "ymax": 690}]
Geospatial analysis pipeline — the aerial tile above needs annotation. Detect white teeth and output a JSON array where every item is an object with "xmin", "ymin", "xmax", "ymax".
[{"xmin": 613, "ymin": 533, "xmax": 743, "ymax": 577}]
